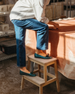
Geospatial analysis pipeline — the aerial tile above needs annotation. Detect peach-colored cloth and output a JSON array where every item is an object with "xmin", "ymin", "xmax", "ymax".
[{"xmin": 25, "ymin": 18, "xmax": 75, "ymax": 80}]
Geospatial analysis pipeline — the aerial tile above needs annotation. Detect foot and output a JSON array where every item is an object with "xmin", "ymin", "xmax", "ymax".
[
  {"xmin": 20, "ymin": 67, "xmax": 36, "ymax": 76},
  {"xmin": 20, "ymin": 67, "xmax": 30, "ymax": 74},
  {"xmin": 35, "ymin": 49, "xmax": 49, "ymax": 57},
  {"xmin": 34, "ymin": 53, "xmax": 52, "ymax": 59}
]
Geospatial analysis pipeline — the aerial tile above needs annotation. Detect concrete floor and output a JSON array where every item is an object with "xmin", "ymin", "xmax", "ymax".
[{"xmin": 0, "ymin": 57, "xmax": 75, "ymax": 94}]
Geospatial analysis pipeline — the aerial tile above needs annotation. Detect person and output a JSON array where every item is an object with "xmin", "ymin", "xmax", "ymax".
[{"xmin": 10, "ymin": 0, "xmax": 59, "ymax": 76}]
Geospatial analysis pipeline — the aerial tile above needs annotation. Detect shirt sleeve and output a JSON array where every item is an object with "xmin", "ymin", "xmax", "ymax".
[{"xmin": 33, "ymin": 0, "xmax": 49, "ymax": 24}]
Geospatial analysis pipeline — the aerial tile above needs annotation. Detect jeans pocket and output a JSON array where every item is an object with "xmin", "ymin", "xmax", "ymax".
[{"xmin": 11, "ymin": 20, "xmax": 17, "ymax": 24}]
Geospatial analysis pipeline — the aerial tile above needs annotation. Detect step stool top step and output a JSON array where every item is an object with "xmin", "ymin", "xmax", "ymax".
[
  {"xmin": 23, "ymin": 75, "xmax": 45, "ymax": 86},
  {"xmin": 28, "ymin": 54, "xmax": 57, "ymax": 65}
]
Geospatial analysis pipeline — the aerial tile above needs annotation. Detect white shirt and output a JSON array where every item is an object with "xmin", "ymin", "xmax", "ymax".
[{"xmin": 10, "ymin": 0, "xmax": 50, "ymax": 24}]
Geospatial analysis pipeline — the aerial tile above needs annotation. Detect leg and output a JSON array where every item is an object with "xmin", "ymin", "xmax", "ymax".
[
  {"xmin": 27, "ymin": 57, "xmax": 31, "ymax": 71},
  {"xmin": 54, "ymin": 61, "xmax": 60, "ymax": 92},
  {"xmin": 43, "ymin": 65, "xmax": 47, "ymax": 82},
  {"xmin": 12, "ymin": 19, "xmax": 49, "ymax": 51},
  {"xmin": 20, "ymin": 76, "xmax": 24, "ymax": 90},
  {"xmin": 27, "ymin": 57, "xmax": 34, "ymax": 72},
  {"xmin": 11, "ymin": 20, "xmax": 30, "ymax": 73},
  {"xmin": 38, "ymin": 65, "xmax": 41, "ymax": 77},
  {"xmin": 39, "ymin": 86, "xmax": 43, "ymax": 94},
  {"xmin": 31, "ymin": 62, "xmax": 35, "ymax": 72},
  {"xmin": 11, "ymin": 19, "xmax": 49, "ymax": 73},
  {"xmin": 47, "ymin": 66, "xmax": 50, "ymax": 80},
  {"xmin": 14, "ymin": 25, "xmax": 26, "ymax": 67}
]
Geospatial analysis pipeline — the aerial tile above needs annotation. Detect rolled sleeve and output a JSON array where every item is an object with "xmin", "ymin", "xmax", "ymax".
[{"xmin": 33, "ymin": 0, "xmax": 49, "ymax": 24}]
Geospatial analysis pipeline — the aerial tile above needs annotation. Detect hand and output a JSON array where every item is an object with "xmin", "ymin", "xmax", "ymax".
[
  {"xmin": 47, "ymin": 24, "xmax": 57, "ymax": 30},
  {"xmin": 47, "ymin": 21, "xmax": 59, "ymax": 29},
  {"xmin": 53, "ymin": 23, "xmax": 59, "ymax": 29}
]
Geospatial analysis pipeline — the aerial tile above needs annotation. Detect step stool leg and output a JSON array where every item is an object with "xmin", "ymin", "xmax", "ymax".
[
  {"xmin": 54, "ymin": 61, "xmax": 60, "ymax": 92},
  {"xmin": 47, "ymin": 66, "xmax": 50, "ymax": 73},
  {"xmin": 39, "ymin": 86, "xmax": 43, "ymax": 94},
  {"xmin": 38, "ymin": 65, "xmax": 41, "ymax": 77},
  {"xmin": 43, "ymin": 65, "xmax": 47, "ymax": 82},
  {"xmin": 31, "ymin": 62, "xmax": 35, "ymax": 72},
  {"xmin": 27, "ymin": 57, "xmax": 30, "ymax": 71},
  {"xmin": 47, "ymin": 66, "xmax": 50, "ymax": 80},
  {"xmin": 20, "ymin": 76, "xmax": 24, "ymax": 90}
]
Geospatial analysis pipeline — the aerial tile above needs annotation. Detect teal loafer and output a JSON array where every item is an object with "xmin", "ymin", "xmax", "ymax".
[
  {"xmin": 20, "ymin": 70, "xmax": 36, "ymax": 77},
  {"xmin": 34, "ymin": 53, "xmax": 52, "ymax": 59}
]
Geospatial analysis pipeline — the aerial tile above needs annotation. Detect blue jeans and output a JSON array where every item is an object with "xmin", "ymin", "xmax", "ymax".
[{"xmin": 11, "ymin": 18, "xmax": 49, "ymax": 67}]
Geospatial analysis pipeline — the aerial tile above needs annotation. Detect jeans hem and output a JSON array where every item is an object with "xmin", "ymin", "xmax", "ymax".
[
  {"xmin": 17, "ymin": 65, "xmax": 26, "ymax": 67},
  {"xmin": 36, "ymin": 47, "xmax": 48, "ymax": 50}
]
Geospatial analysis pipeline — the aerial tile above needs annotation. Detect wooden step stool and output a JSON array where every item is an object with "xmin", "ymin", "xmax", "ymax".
[{"xmin": 20, "ymin": 54, "xmax": 60, "ymax": 94}]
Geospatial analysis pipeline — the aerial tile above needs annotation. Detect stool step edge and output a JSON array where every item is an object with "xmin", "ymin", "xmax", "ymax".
[
  {"xmin": 23, "ymin": 75, "xmax": 45, "ymax": 85},
  {"xmin": 28, "ymin": 54, "xmax": 57, "ymax": 64}
]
